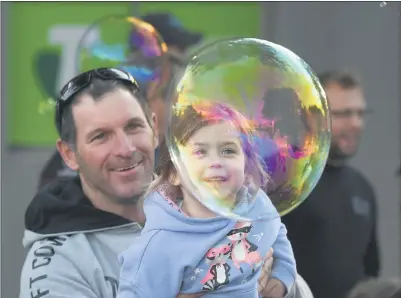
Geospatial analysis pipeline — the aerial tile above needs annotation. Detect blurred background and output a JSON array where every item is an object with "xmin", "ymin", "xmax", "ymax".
[{"xmin": 1, "ymin": 2, "xmax": 400, "ymax": 297}]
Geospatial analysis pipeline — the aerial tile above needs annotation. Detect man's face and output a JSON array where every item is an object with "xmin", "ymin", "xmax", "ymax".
[
  {"xmin": 325, "ymin": 82, "xmax": 367, "ymax": 159},
  {"xmin": 146, "ymin": 53, "xmax": 186, "ymax": 142},
  {"xmin": 168, "ymin": 45, "xmax": 186, "ymax": 56},
  {"xmin": 147, "ymin": 81, "xmax": 168, "ymax": 142},
  {"xmin": 62, "ymin": 88, "xmax": 158, "ymax": 203}
]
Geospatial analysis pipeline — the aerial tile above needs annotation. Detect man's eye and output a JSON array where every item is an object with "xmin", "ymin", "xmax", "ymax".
[
  {"xmin": 92, "ymin": 133, "xmax": 106, "ymax": 142},
  {"xmin": 126, "ymin": 123, "xmax": 142, "ymax": 130}
]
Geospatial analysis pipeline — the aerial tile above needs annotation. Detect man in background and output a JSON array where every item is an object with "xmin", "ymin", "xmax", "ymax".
[
  {"xmin": 139, "ymin": 12, "xmax": 202, "ymax": 149},
  {"xmin": 37, "ymin": 12, "xmax": 203, "ymax": 189},
  {"xmin": 141, "ymin": 12, "xmax": 202, "ymax": 57},
  {"xmin": 282, "ymin": 70, "xmax": 380, "ymax": 298}
]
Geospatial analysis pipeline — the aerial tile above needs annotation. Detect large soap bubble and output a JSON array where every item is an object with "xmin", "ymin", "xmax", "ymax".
[
  {"xmin": 76, "ymin": 15, "xmax": 168, "ymax": 86},
  {"xmin": 165, "ymin": 38, "xmax": 331, "ymax": 221}
]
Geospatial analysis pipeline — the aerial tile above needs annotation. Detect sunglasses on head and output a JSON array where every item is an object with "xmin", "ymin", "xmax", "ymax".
[{"xmin": 55, "ymin": 67, "xmax": 140, "ymax": 134}]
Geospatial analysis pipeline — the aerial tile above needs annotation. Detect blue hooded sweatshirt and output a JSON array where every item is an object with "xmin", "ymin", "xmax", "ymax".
[{"xmin": 117, "ymin": 184, "xmax": 297, "ymax": 298}]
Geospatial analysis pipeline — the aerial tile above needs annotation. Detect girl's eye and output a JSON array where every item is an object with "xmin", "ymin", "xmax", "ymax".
[
  {"xmin": 222, "ymin": 148, "xmax": 236, "ymax": 155},
  {"xmin": 193, "ymin": 149, "xmax": 206, "ymax": 157}
]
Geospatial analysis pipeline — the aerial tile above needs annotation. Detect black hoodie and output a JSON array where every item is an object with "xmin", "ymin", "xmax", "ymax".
[
  {"xmin": 26, "ymin": 176, "xmax": 131, "ymax": 236},
  {"xmin": 281, "ymin": 164, "xmax": 380, "ymax": 298},
  {"xmin": 21, "ymin": 177, "xmax": 142, "ymax": 298}
]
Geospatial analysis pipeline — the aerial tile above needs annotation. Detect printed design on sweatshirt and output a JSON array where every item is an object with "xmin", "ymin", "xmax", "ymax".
[
  {"xmin": 200, "ymin": 222, "xmax": 264, "ymax": 292},
  {"xmin": 226, "ymin": 222, "xmax": 263, "ymax": 273},
  {"xmin": 201, "ymin": 243, "xmax": 232, "ymax": 291},
  {"xmin": 253, "ymin": 232, "xmax": 264, "ymax": 242},
  {"xmin": 190, "ymin": 268, "xmax": 204, "ymax": 281}
]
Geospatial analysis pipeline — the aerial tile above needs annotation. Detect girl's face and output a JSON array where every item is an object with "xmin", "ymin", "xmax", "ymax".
[{"xmin": 182, "ymin": 121, "xmax": 246, "ymax": 201}]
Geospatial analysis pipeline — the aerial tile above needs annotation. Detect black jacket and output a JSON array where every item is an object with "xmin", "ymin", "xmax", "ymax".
[
  {"xmin": 38, "ymin": 150, "xmax": 77, "ymax": 190},
  {"xmin": 282, "ymin": 164, "xmax": 380, "ymax": 298}
]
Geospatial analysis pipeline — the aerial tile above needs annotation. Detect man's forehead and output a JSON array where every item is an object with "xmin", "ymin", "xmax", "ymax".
[
  {"xmin": 76, "ymin": 89, "xmax": 143, "ymax": 111},
  {"xmin": 325, "ymin": 83, "xmax": 366, "ymax": 108},
  {"xmin": 73, "ymin": 90, "xmax": 147, "ymax": 127}
]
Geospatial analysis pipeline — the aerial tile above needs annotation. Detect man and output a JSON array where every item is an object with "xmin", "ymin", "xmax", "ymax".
[
  {"xmin": 141, "ymin": 12, "xmax": 203, "ymax": 57},
  {"xmin": 20, "ymin": 68, "xmax": 311, "ymax": 298},
  {"xmin": 37, "ymin": 12, "xmax": 202, "ymax": 189},
  {"xmin": 138, "ymin": 12, "xmax": 204, "ymax": 147},
  {"xmin": 282, "ymin": 70, "xmax": 380, "ymax": 298}
]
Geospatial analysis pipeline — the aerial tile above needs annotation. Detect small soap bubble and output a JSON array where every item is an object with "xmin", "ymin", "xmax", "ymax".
[
  {"xmin": 380, "ymin": 2, "xmax": 386, "ymax": 7},
  {"xmin": 77, "ymin": 15, "xmax": 168, "ymax": 85}
]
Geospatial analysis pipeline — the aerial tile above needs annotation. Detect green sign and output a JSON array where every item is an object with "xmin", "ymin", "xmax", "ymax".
[
  {"xmin": 7, "ymin": 2, "xmax": 132, "ymax": 146},
  {"xmin": 7, "ymin": 2, "xmax": 260, "ymax": 147}
]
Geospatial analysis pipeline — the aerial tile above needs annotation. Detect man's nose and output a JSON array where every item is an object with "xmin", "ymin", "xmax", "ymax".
[
  {"xmin": 114, "ymin": 132, "xmax": 136, "ymax": 157},
  {"xmin": 349, "ymin": 113, "xmax": 364, "ymax": 130}
]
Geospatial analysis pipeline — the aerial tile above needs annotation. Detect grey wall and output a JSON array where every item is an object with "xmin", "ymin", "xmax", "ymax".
[
  {"xmin": 1, "ymin": 2, "xmax": 400, "ymax": 298},
  {"xmin": 261, "ymin": 1, "xmax": 401, "ymax": 278},
  {"xmin": 1, "ymin": 2, "xmax": 3, "ymax": 294},
  {"xmin": 1, "ymin": 3, "xmax": 58, "ymax": 298}
]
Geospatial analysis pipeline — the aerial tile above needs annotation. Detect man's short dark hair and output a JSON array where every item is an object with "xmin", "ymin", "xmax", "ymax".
[
  {"xmin": 58, "ymin": 78, "xmax": 152, "ymax": 148},
  {"xmin": 318, "ymin": 70, "xmax": 361, "ymax": 89},
  {"xmin": 139, "ymin": 13, "xmax": 203, "ymax": 51}
]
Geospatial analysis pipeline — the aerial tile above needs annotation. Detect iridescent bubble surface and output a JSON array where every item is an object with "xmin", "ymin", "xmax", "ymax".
[
  {"xmin": 166, "ymin": 38, "xmax": 331, "ymax": 221},
  {"xmin": 77, "ymin": 15, "xmax": 168, "ymax": 85}
]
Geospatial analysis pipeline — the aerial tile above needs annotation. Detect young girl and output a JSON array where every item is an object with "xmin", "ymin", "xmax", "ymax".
[{"xmin": 117, "ymin": 102, "xmax": 297, "ymax": 298}]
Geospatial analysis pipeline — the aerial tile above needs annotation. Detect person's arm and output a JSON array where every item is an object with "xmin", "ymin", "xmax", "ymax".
[
  {"xmin": 117, "ymin": 231, "xmax": 182, "ymax": 298},
  {"xmin": 363, "ymin": 229, "xmax": 380, "ymax": 277},
  {"xmin": 363, "ymin": 195, "xmax": 380, "ymax": 277},
  {"xmin": 283, "ymin": 274, "xmax": 314, "ymax": 298},
  {"xmin": 20, "ymin": 238, "xmax": 99, "ymax": 298}
]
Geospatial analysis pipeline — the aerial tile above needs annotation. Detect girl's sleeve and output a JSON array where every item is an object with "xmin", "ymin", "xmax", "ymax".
[
  {"xmin": 116, "ymin": 230, "xmax": 183, "ymax": 298},
  {"xmin": 271, "ymin": 223, "xmax": 297, "ymax": 294},
  {"xmin": 256, "ymin": 189, "xmax": 297, "ymax": 294}
]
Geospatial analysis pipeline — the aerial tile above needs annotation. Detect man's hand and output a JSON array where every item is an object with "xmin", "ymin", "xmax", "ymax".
[
  {"xmin": 258, "ymin": 247, "xmax": 274, "ymax": 295},
  {"xmin": 261, "ymin": 278, "xmax": 286, "ymax": 298},
  {"xmin": 177, "ymin": 294, "xmax": 202, "ymax": 298}
]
